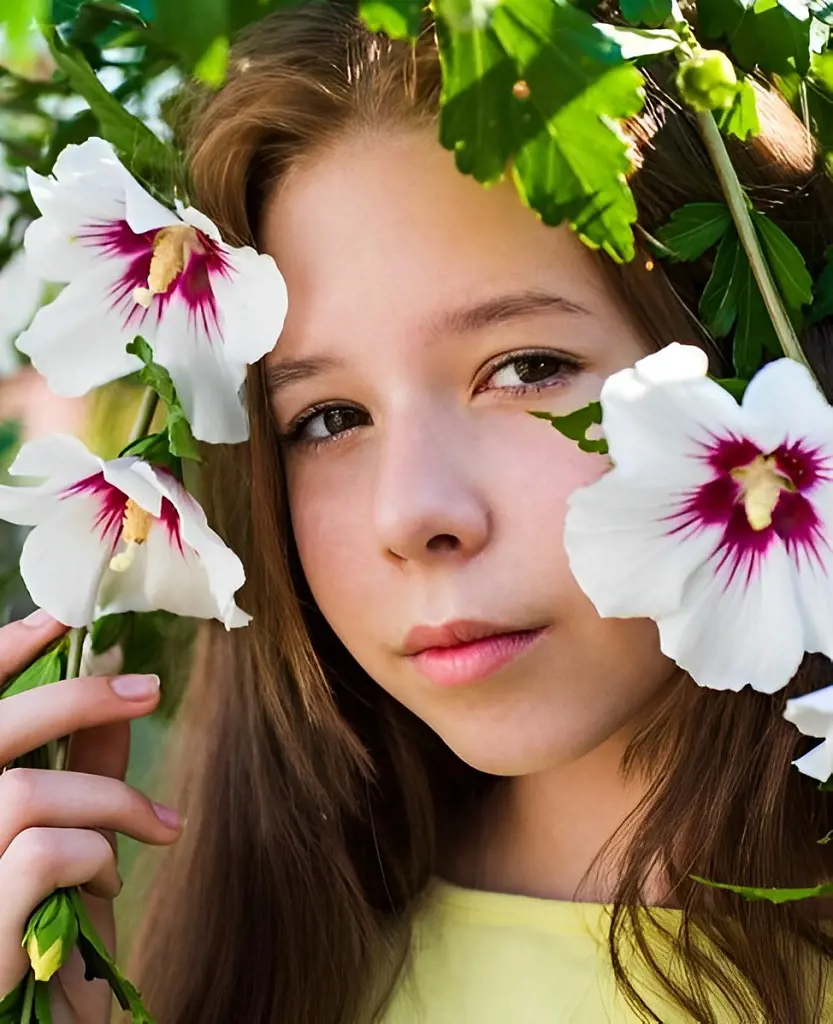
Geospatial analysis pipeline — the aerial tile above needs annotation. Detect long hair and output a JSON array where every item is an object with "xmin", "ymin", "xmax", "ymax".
[{"xmin": 133, "ymin": 5, "xmax": 833, "ymax": 1022}]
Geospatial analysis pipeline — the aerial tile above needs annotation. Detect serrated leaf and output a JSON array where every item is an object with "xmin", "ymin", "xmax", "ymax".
[
  {"xmin": 730, "ymin": 0, "xmax": 812, "ymax": 78},
  {"xmin": 435, "ymin": 5, "xmax": 534, "ymax": 184},
  {"xmin": 699, "ymin": 229, "xmax": 743, "ymax": 337},
  {"xmin": 359, "ymin": 0, "xmax": 424, "ymax": 39},
  {"xmin": 656, "ymin": 202, "xmax": 732, "ymax": 261},
  {"xmin": 125, "ymin": 340, "xmax": 201, "ymax": 463},
  {"xmin": 716, "ymin": 77, "xmax": 761, "ymax": 138},
  {"xmin": 68, "ymin": 890, "xmax": 155, "ymax": 1021},
  {"xmin": 752, "ymin": 211, "xmax": 813, "ymax": 314},
  {"xmin": 530, "ymin": 403, "xmax": 608, "ymax": 454},
  {"xmin": 620, "ymin": 0, "xmax": 674, "ymax": 27},
  {"xmin": 494, "ymin": 0, "xmax": 645, "ymax": 261},
  {"xmin": 733, "ymin": 240, "xmax": 781, "ymax": 375},
  {"xmin": 1, "ymin": 641, "xmax": 68, "ymax": 700},
  {"xmin": 691, "ymin": 873, "xmax": 833, "ymax": 903},
  {"xmin": 46, "ymin": 28, "xmax": 183, "ymax": 195}
]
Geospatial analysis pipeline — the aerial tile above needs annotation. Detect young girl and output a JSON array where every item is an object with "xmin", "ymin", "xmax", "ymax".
[{"xmin": 1, "ymin": 3, "xmax": 832, "ymax": 1022}]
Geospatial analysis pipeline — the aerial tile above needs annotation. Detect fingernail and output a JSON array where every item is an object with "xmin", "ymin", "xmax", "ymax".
[
  {"xmin": 152, "ymin": 802, "xmax": 181, "ymax": 830},
  {"xmin": 110, "ymin": 674, "xmax": 160, "ymax": 700},
  {"xmin": 22, "ymin": 609, "xmax": 54, "ymax": 628}
]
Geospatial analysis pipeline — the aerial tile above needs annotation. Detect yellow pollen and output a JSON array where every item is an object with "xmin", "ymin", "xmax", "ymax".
[
  {"xmin": 133, "ymin": 225, "xmax": 202, "ymax": 306},
  {"xmin": 730, "ymin": 455, "xmax": 796, "ymax": 531},
  {"xmin": 109, "ymin": 500, "xmax": 154, "ymax": 573}
]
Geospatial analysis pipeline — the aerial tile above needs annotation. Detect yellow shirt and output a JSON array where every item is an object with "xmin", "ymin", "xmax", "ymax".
[{"xmin": 381, "ymin": 879, "xmax": 827, "ymax": 1023}]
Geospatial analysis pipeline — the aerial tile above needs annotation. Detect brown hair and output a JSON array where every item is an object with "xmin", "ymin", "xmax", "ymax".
[{"xmin": 133, "ymin": 4, "xmax": 833, "ymax": 1022}]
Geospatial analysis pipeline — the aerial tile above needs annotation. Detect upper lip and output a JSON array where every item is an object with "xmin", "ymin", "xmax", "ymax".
[{"xmin": 402, "ymin": 619, "xmax": 540, "ymax": 656}]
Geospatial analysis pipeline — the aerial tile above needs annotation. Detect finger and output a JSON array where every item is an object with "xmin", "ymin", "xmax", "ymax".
[
  {"xmin": 68, "ymin": 719, "xmax": 131, "ymax": 781},
  {"xmin": 0, "ymin": 768, "xmax": 181, "ymax": 857},
  {"xmin": 0, "ymin": 673, "xmax": 160, "ymax": 767},
  {"xmin": 0, "ymin": 612, "xmax": 68, "ymax": 682},
  {"xmin": 0, "ymin": 827, "xmax": 119, "ymax": 996}
]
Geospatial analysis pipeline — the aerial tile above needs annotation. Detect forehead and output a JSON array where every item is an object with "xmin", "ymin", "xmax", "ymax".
[{"xmin": 259, "ymin": 129, "xmax": 613, "ymax": 348}]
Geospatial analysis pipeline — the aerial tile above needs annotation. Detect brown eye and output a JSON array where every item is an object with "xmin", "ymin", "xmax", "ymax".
[
  {"xmin": 295, "ymin": 404, "xmax": 370, "ymax": 443},
  {"xmin": 486, "ymin": 352, "xmax": 576, "ymax": 390}
]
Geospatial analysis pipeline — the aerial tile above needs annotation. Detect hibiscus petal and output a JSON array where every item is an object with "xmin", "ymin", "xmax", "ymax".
[
  {"xmin": 601, "ymin": 348, "xmax": 744, "ymax": 484},
  {"xmin": 157, "ymin": 479, "xmax": 250, "ymax": 628},
  {"xmin": 102, "ymin": 459, "xmax": 164, "ymax": 519},
  {"xmin": 26, "ymin": 139, "xmax": 126, "ymax": 235},
  {"xmin": 658, "ymin": 541, "xmax": 804, "ymax": 692},
  {"xmin": 9, "ymin": 433, "xmax": 103, "ymax": 483},
  {"xmin": 15, "ymin": 264, "xmax": 143, "ymax": 397},
  {"xmin": 149, "ymin": 299, "xmax": 249, "ymax": 443},
  {"xmin": 784, "ymin": 683, "xmax": 833, "ymax": 739},
  {"xmin": 19, "ymin": 496, "xmax": 112, "ymax": 627},
  {"xmin": 565, "ymin": 474, "xmax": 720, "ymax": 619},
  {"xmin": 209, "ymin": 243, "xmax": 288, "ymax": 365},
  {"xmin": 741, "ymin": 358, "xmax": 833, "ymax": 452},
  {"xmin": 121, "ymin": 171, "xmax": 178, "ymax": 236},
  {"xmin": 178, "ymin": 204, "xmax": 222, "ymax": 242},
  {"xmin": 792, "ymin": 741, "xmax": 833, "ymax": 782}
]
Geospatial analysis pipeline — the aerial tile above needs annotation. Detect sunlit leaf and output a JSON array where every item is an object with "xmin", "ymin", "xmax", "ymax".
[
  {"xmin": 193, "ymin": 35, "xmax": 229, "ymax": 88},
  {"xmin": 730, "ymin": 0, "xmax": 813, "ymax": 77},
  {"xmin": 656, "ymin": 202, "xmax": 732, "ymax": 261},
  {"xmin": 359, "ymin": 0, "xmax": 424, "ymax": 39},
  {"xmin": 691, "ymin": 873, "xmax": 833, "ymax": 903},
  {"xmin": 716, "ymin": 76, "xmax": 761, "ymax": 138},
  {"xmin": 530, "ymin": 403, "xmax": 608, "ymax": 455},
  {"xmin": 493, "ymin": 0, "xmax": 645, "ymax": 261},
  {"xmin": 0, "ymin": 0, "xmax": 47, "ymax": 55},
  {"xmin": 595, "ymin": 23, "xmax": 681, "ymax": 59},
  {"xmin": 752, "ymin": 210, "xmax": 813, "ymax": 316}
]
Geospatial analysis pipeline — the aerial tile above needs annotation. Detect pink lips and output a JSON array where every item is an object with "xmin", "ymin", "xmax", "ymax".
[{"xmin": 404, "ymin": 621, "xmax": 548, "ymax": 688}]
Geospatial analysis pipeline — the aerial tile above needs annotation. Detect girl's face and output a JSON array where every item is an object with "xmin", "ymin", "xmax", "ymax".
[{"xmin": 262, "ymin": 130, "xmax": 672, "ymax": 776}]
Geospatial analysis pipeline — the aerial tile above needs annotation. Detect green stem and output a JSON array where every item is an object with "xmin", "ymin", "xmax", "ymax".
[
  {"xmin": 130, "ymin": 388, "xmax": 160, "ymax": 442},
  {"xmin": 19, "ymin": 973, "xmax": 35, "ymax": 1024},
  {"xmin": 695, "ymin": 111, "xmax": 815, "ymax": 379},
  {"xmin": 52, "ymin": 626, "xmax": 87, "ymax": 772}
]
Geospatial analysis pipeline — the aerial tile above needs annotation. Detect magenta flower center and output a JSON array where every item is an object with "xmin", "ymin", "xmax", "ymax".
[
  {"xmin": 668, "ymin": 434, "xmax": 831, "ymax": 585},
  {"xmin": 62, "ymin": 472, "xmax": 183, "ymax": 555},
  {"xmin": 77, "ymin": 218, "xmax": 232, "ymax": 343}
]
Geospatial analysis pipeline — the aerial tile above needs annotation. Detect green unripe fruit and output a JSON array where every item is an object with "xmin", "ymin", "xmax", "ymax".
[{"xmin": 676, "ymin": 51, "xmax": 738, "ymax": 113}]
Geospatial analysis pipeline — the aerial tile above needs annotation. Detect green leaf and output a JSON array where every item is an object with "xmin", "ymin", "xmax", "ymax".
[
  {"xmin": 752, "ymin": 211, "xmax": 813, "ymax": 317},
  {"xmin": 697, "ymin": 0, "xmax": 750, "ymax": 40},
  {"xmin": 595, "ymin": 24, "xmax": 682, "ymax": 59},
  {"xmin": 1, "ymin": 640, "xmax": 69, "ymax": 700},
  {"xmin": 91, "ymin": 612, "xmax": 128, "ymax": 654},
  {"xmin": 125, "ymin": 340, "xmax": 201, "ymax": 463},
  {"xmin": 0, "ymin": 984, "xmax": 23, "ymax": 1015},
  {"xmin": 714, "ymin": 376, "xmax": 749, "ymax": 400},
  {"xmin": 811, "ymin": 246, "xmax": 833, "ymax": 322},
  {"xmin": 656, "ymin": 202, "xmax": 732, "ymax": 261},
  {"xmin": 716, "ymin": 76, "xmax": 761, "ymax": 138},
  {"xmin": 435, "ymin": 4, "xmax": 534, "ymax": 184},
  {"xmin": 530, "ymin": 403, "xmax": 608, "ymax": 454},
  {"xmin": 620, "ymin": 0, "xmax": 674, "ymax": 27},
  {"xmin": 68, "ymin": 889, "xmax": 155, "ymax": 1021},
  {"xmin": 733, "ymin": 244, "xmax": 781, "ymax": 375},
  {"xmin": 359, "ymin": 0, "xmax": 424, "ymax": 39},
  {"xmin": 0, "ymin": 0, "xmax": 47, "ymax": 55},
  {"xmin": 46, "ymin": 28, "xmax": 183, "ymax": 195},
  {"xmin": 493, "ymin": 0, "xmax": 645, "ymax": 261},
  {"xmin": 699, "ymin": 228, "xmax": 743, "ymax": 337},
  {"xmin": 0, "ymin": 420, "xmax": 21, "ymax": 469},
  {"xmin": 730, "ymin": 0, "xmax": 812, "ymax": 78},
  {"xmin": 691, "ymin": 873, "xmax": 833, "ymax": 903},
  {"xmin": 154, "ymin": 0, "xmax": 227, "ymax": 69},
  {"xmin": 193, "ymin": 35, "xmax": 230, "ymax": 88}
]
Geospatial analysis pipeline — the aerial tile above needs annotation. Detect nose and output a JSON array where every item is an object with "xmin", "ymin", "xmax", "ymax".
[{"xmin": 374, "ymin": 411, "xmax": 491, "ymax": 566}]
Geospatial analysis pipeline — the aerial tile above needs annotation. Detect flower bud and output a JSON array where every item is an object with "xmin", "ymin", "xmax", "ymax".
[
  {"xmin": 676, "ymin": 51, "xmax": 738, "ymax": 113},
  {"xmin": 22, "ymin": 891, "xmax": 78, "ymax": 982}
]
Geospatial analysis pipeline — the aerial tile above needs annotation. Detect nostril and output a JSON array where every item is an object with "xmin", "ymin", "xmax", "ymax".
[{"xmin": 426, "ymin": 533, "xmax": 460, "ymax": 552}]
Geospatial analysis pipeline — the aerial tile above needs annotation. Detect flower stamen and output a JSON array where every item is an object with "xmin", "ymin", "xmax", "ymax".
[
  {"xmin": 109, "ymin": 499, "xmax": 154, "ymax": 572},
  {"xmin": 132, "ymin": 225, "xmax": 202, "ymax": 308},
  {"xmin": 731, "ymin": 454, "xmax": 796, "ymax": 531}
]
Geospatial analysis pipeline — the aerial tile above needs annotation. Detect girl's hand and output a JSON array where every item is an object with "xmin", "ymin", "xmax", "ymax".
[{"xmin": 0, "ymin": 611, "xmax": 181, "ymax": 1022}]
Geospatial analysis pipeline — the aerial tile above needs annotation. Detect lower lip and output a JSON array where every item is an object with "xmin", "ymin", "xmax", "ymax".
[{"xmin": 409, "ymin": 628, "xmax": 548, "ymax": 688}]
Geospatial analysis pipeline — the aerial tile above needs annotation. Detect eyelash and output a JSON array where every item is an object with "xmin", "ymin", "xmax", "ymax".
[{"xmin": 280, "ymin": 349, "xmax": 583, "ymax": 451}]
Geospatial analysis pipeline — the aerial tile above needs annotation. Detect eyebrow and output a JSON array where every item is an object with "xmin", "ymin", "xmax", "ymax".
[{"xmin": 264, "ymin": 289, "xmax": 590, "ymax": 395}]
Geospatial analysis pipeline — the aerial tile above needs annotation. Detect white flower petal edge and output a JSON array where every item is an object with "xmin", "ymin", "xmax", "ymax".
[
  {"xmin": 18, "ymin": 137, "xmax": 289, "ymax": 444},
  {"xmin": 0, "ymin": 434, "xmax": 250, "ymax": 629},
  {"xmin": 784, "ymin": 685, "xmax": 833, "ymax": 782},
  {"xmin": 563, "ymin": 347, "xmax": 833, "ymax": 694}
]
